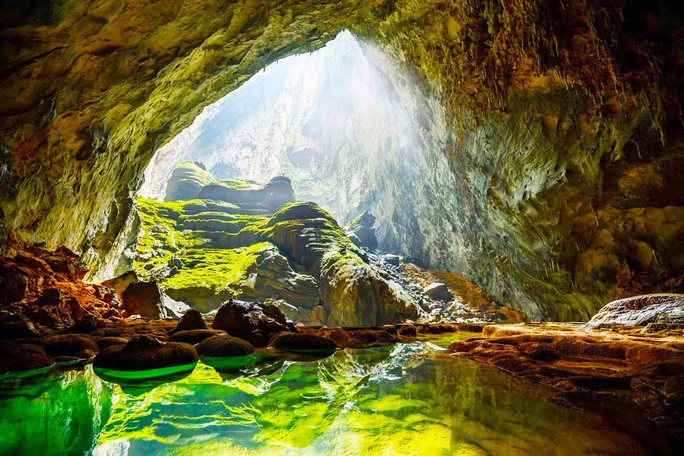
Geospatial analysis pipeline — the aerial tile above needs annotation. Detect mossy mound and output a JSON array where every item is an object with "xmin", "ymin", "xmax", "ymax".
[{"xmin": 165, "ymin": 161, "xmax": 216, "ymax": 201}]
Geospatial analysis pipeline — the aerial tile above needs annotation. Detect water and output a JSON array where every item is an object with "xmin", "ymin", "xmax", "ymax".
[{"xmin": 0, "ymin": 336, "xmax": 658, "ymax": 455}]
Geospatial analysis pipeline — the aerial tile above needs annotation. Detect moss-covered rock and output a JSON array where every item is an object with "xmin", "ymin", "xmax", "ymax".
[{"xmin": 165, "ymin": 161, "xmax": 216, "ymax": 201}]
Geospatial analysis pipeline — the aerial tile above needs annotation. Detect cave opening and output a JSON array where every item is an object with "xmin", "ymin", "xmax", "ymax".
[
  {"xmin": 122, "ymin": 30, "xmax": 504, "ymax": 324},
  {"xmin": 138, "ymin": 30, "xmax": 448, "ymax": 254}
]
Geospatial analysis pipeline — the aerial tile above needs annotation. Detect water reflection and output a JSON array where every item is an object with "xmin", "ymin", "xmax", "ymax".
[{"xmin": 0, "ymin": 340, "xmax": 660, "ymax": 455}]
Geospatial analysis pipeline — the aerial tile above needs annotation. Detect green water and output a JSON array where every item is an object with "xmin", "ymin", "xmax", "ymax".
[{"xmin": 0, "ymin": 337, "xmax": 659, "ymax": 455}]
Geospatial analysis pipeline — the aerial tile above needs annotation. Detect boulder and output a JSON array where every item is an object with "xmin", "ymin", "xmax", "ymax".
[
  {"xmin": 196, "ymin": 335, "xmax": 255, "ymax": 357},
  {"xmin": 169, "ymin": 329, "xmax": 226, "ymax": 345},
  {"xmin": 95, "ymin": 336, "xmax": 129, "ymax": 350},
  {"xmin": 101, "ymin": 270, "xmax": 139, "ymax": 303},
  {"xmin": 345, "ymin": 211, "xmax": 378, "ymax": 251},
  {"xmin": 121, "ymin": 281, "xmax": 166, "ymax": 319},
  {"xmin": 270, "ymin": 332, "xmax": 336, "ymax": 356},
  {"xmin": 43, "ymin": 334, "xmax": 99, "ymax": 358},
  {"xmin": 587, "ymin": 294, "xmax": 684, "ymax": 328},
  {"xmin": 93, "ymin": 335, "xmax": 198, "ymax": 374},
  {"xmin": 212, "ymin": 299, "xmax": 295, "ymax": 347},
  {"xmin": 423, "ymin": 283, "xmax": 454, "ymax": 302},
  {"xmin": 0, "ymin": 343, "xmax": 54, "ymax": 376},
  {"xmin": 0, "ymin": 313, "xmax": 42, "ymax": 339},
  {"xmin": 173, "ymin": 309, "xmax": 207, "ymax": 332},
  {"xmin": 164, "ymin": 161, "xmax": 216, "ymax": 201}
]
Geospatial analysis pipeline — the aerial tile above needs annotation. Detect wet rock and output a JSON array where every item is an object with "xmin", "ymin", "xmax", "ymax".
[
  {"xmin": 397, "ymin": 325, "xmax": 417, "ymax": 337},
  {"xmin": 448, "ymin": 323, "xmax": 684, "ymax": 439},
  {"xmin": 169, "ymin": 329, "xmax": 227, "ymax": 345},
  {"xmin": 0, "ymin": 343, "xmax": 54, "ymax": 375},
  {"xmin": 317, "ymin": 327, "xmax": 398, "ymax": 349},
  {"xmin": 43, "ymin": 334, "xmax": 99, "ymax": 358},
  {"xmin": 95, "ymin": 336, "xmax": 129, "ymax": 350},
  {"xmin": 0, "ymin": 313, "xmax": 42, "ymax": 339},
  {"xmin": 211, "ymin": 299, "xmax": 294, "ymax": 347},
  {"xmin": 93, "ymin": 335, "xmax": 198, "ymax": 371},
  {"xmin": 423, "ymin": 283, "xmax": 454, "ymax": 302},
  {"xmin": 173, "ymin": 309, "xmax": 207, "ymax": 332},
  {"xmin": 196, "ymin": 335, "xmax": 255, "ymax": 358},
  {"xmin": 165, "ymin": 161, "xmax": 216, "ymax": 201},
  {"xmin": 270, "ymin": 332, "xmax": 336, "ymax": 356},
  {"xmin": 588, "ymin": 294, "xmax": 684, "ymax": 328},
  {"xmin": 121, "ymin": 281, "xmax": 166, "ymax": 319}
]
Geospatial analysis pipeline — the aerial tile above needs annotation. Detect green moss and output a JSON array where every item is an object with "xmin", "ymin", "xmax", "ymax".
[
  {"xmin": 163, "ymin": 242, "xmax": 272, "ymax": 294},
  {"xmin": 215, "ymin": 178, "xmax": 258, "ymax": 190}
]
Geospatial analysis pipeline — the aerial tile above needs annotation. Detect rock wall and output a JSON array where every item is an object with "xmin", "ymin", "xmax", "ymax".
[{"xmin": 1, "ymin": 0, "xmax": 682, "ymax": 320}]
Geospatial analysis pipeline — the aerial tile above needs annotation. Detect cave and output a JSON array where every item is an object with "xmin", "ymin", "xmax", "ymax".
[{"xmin": 0, "ymin": 1, "xmax": 683, "ymax": 454}]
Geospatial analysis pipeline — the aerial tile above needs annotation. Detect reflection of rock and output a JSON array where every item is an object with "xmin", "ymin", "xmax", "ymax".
[
  {"xmin": 587, "ymin": 294, "xmax": 684, "ymax": 328},
  {"xmin": 94, "ymin": 335, "xmax": 197, "ymax": 373},
  {"xmin": 165, "ymin": 161, "xmax": 216, "ymax": 201},
  {"xmin": 448, "ymin": 323, "xmax": 684, "ymax": 441},
  {"xmin": 121, "ymin": 281, "xmax": 166, "ymax": 319},
  {"xmin": 345, "ymin": 211, "xmax": 378, "ymax": 251},
  {"xmin": 211, "ymin": 299, "xmax": 294, "ymax": 347},
  {"xmin": 423, "ymin": 283, "xmax": 453, "ymax": 302}
]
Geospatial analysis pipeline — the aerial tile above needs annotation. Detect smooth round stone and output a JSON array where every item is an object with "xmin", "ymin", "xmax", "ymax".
[
  {"xmin": 270, "ymin": 332, "xmax": 336, "ymax": 357},
  {"xmin": 93, "ymin": 335, "xmax": 198, "ymax": 379}
]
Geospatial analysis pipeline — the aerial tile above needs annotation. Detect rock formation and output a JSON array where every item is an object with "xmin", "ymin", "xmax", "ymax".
[
  {"xmin": 164, "ymin": 161, "xmax": 216, "ymax": 201},
  {"xmin": 345, "ymin": 212, "xmax": 378, "ymax": 252},
  {"xmin": 0, "ymin": 0, "xmax": 682, "ymax": 322}
]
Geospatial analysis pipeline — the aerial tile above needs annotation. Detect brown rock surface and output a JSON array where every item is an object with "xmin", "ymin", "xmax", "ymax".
[
  {"xmin": 448, "ymin": 323, "xmax": 684, "ymax": 440},
  {"xmin": 0, "ymin": 242, "xmax": 120, "ymax": 335},
  {"xmin": 93, "ymin": 335, "xmax": 197, "ymax": 371}
]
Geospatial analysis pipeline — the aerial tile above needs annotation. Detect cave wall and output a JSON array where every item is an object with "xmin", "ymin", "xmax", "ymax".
[{"xmin": 1, "ymin": 0, "xmax": 682, "ymax": 320}]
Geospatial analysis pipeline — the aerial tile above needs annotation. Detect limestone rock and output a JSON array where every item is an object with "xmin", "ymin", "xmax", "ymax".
[
  {"xmin": 587, "ymin": 294, "xmax": 684, "ymax": 328},
  {"xmin": 165, "ymin": 161, "xmax": 216, "ymax": 201},
  {"xmin": 169, "ymin": 329, "xmax": 226, "ymax": 345},
  {"xmin": 423, "ymin": 283, "xmax": 454, "ymax": 302},
  {"xmin": 93, "ymin": 335, "xmax": 198, "ymax": 372},
  {"xmin": 211, "ymin": 299, "xmax": 294, "ymax": 347},
  {"xmin": 199, "ymin": 176, "xmax": 294, "ymax": 213},
  {"xmin": 345, "ymin": 211, "xmax": 378, "ymax": 251},
  {"xmin": 102, "ymin": 270, "xmax": 139, "ymax": 303},
  {"xmin": 121, "ymin": 281, "xmax": 166, "ymax": 319},
  {"xmin": 173, "ymin": 309, "xmax": 207, "ymax": 332},
  {"xmin": 254, "ymin": 250, "xmax": 320, "ymax": 309},
  {"xmin": 269, "ymin": 332, "xmax": 336, "ymax": 356},
  {"xmin": 0, "ymin": 343, "xmax": 54, "ymax": 375},
  {"xmin": 196, "ymin": 335, "xmax": 255, "ymax": 358}
]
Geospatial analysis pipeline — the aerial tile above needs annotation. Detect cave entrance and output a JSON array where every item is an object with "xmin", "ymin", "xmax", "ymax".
[
  {"xmin": 137, "ymin": 30, "xmax": 450, "ymax": 252},
  {"xmin": 122, "ymin": 30, "xmax": 493, "ymax": 326}
]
